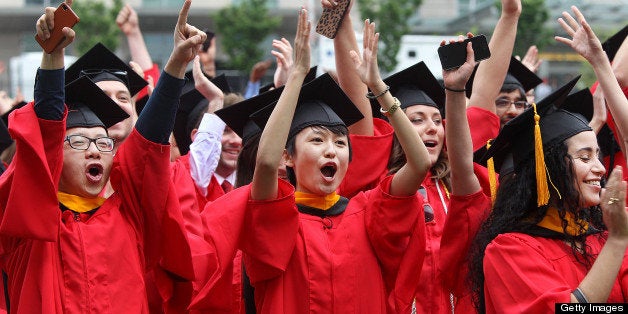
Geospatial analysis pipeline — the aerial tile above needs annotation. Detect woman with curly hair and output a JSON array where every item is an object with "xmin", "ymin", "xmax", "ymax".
[{"xmin": 468, "ymin": 7, "xmax": 628, "ymax": 313}]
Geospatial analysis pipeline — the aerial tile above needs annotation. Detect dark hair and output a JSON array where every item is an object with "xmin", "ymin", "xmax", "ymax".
[
  {"xmin": 500, "ymin": 84, "xmax": 526, "ymax": 101},
  {"xmin": 468, "ymin": 139, "xmax": 606, "ymax": 313},
  {"xmin": 285, "ymin": 124, "xmax": 351, "ymax": 186},
  {"xmin": 235, "ymin": 132, "xmax": 261, "ymax": 188}
]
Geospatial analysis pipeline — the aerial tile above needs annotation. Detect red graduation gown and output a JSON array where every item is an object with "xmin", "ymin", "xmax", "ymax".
[
  {"xmin": 484, "ymin": 231, "xmax": 628, "ymax": 313},
  {"xmin": 191, "ymin": 118, "xmax": 400, "ymax": 312},
  {"xmin": 174, "ymin": 154, "xmax": 244, "ymax": 314},
  {"xmin": 413, "ymin": 174, "xmax": 452, "ymax": 314},
  {"xmin": 0, "ymin": 103, "xmax": 192, "ymax": 313},
  {"xmin": 243, "ymin": 177, "xmax": 423, "ymax": 313}
]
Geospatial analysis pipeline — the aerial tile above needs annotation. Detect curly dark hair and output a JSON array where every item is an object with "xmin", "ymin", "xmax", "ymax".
[{"xmin": 467, "ymin": 138, "xmax": 606, "ymax": 313}]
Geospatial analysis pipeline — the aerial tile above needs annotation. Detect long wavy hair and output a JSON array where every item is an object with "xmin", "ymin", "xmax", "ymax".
[
  {"xmin": 467, "ymin": 138, "xmax": 606, "ymax": 313},
  {"xmin": 387, "ymin": 131, "xmax": 450, "ymax": 191}
]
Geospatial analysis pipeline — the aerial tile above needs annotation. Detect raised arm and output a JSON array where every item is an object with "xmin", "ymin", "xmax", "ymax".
[
  {"xmin": 443, "ymin": 38, "xmax": 481, "ymax": 196},
  {"xmin": 611, "ymin": 32, "xmax": 628, "ymax": 88},
  {"xmin": 134, "ymin": 0, "xmax": 206, "ymax": 144},
  {"xmin": 468, "ymin": 0, "xmax": 521, "ymax": 111},
  {"xmin": 327, "ymin": 0, "xmax": 374, "ymax": 136},
  {"xmin": 36, "ymin": 0, "xmax": 75, "ymax": 120},
  {"xmin": 556, "ymin": 7, "xmax": 628, "ymax": 158},
  {"xmin": 251, "ymin": 9, "xmax": 310, "ymax": 200},
  {"xmin": 350, "ymin": 21, "xmax": 429, "ymax": 196},
  {"xmin": 117, "ymin": 4, "xmax": 153, "ymax": 71},
  {"xmin": 192, "ymin": 56, "xmax": 224, "ymax": 112}
]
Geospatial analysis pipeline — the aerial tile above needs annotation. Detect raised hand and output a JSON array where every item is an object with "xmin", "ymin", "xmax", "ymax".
[
  {"xmin": 193, "ymin": 56, "xmax": 224, "ymax": 113},
  {"xmin": 292, "ymin": 8, "xmax": 311, "ymax": 76},
  {"xmin": 250, "ymin": 60, "xmax": 272, "ymax": 83},
  {"xmin": 555, "ymin": 6, "xmax": 605, "ymax": 64},
  {"xmin": 164, "ymin": 0, "xmax": 206, "ymax": 78},
  {"xmin": 501, "ymin": 0, "xmax": 521, "ymax": 17},
  {"xmin": 272, "ymin": 38, "xmax": 294, "ymax": 88},
  {"xmin": 441, "ymin": 35, "xmax": 477, "ymax": 91},
  {"xmin": 116, "ymin": 4, "xmax": 140, "ymax": 36},
  {"xmin": 600, "ymin": 166, "xmax": 628, "ymax": 242},
  {"xmin": 519, "ymin": 45, "xmax": 542, "ymax": 73},
  {"xmin": 36, "ymin": 0, "xmax": 75, "ymax": 54},
  {"xmin": 349, "ymin": 19, "xmax": 381, "ymax": 87}
]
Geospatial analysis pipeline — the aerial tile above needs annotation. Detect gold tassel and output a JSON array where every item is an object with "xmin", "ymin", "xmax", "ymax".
[
  {"xmin": 486, "ymin": 140, "xmax": 497, "ymax": 205},
  {"xmin": 533, "ymin": 103, "xmax": 550, "ymax": 206}
]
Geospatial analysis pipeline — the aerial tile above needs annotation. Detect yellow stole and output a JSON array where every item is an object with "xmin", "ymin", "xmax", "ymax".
[
  {"xmin": 58, "ymin": 192, "xmax": 106, "ymax": 213},
  {"xmin": 294, "ymin": 191, "xmax": 340, "ymax": 210},
  {"xmin": 537, "ymin": 207, "xmax": 588, "ymax": 236}
]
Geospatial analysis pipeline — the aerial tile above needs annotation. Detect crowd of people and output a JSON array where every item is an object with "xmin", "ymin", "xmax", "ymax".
[{"xmin": 0, "ymin": 0, "xmax": 626, "ymax": 313}]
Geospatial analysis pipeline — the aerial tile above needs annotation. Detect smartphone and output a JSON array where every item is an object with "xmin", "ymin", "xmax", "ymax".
[
  {"xmin": 315, "ymin": 0, "xmax": 351, "ymax": 39},
  {"xmin": 438, "ymin": 34, "xmax": 491, "ymax": 70},
  {"xmin": 35, "ymin": 2, "xmax": 80, "ymax": 54}
]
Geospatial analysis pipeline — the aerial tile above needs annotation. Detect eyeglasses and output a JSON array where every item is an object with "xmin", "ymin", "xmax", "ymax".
[
  {"xmin": 495, "ymin": 99, "xmax": 530, "ymax": 110},
  {"xmin": 65, "ymin": 135, "xmax": 115, "ymax": 152},
  {"xmin": 418, "ymin": 186, "xmax": 434, "ymax": 223}
]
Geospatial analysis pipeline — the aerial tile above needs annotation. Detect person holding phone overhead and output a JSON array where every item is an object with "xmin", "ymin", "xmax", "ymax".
[{"xmin": 0, "ymin": 0, "xmax": 204, "ymax": 312}]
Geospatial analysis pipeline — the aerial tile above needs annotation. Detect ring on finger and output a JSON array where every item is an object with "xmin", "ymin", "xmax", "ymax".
[
  {"xmin": 608, "ymin": 197, "xmax": 620, "ymax": 205},
  {"xmin": 40, "ymin": 24, "xmax": 47, "ymax": 31}
]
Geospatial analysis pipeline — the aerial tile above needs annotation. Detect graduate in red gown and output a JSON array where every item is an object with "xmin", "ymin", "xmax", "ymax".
[
  {"xmin": 468, "ymin": 7, "xmax": 628, "ymax": 313},
  {"xmin": 196, "ymin": 12, "xmax": 428, "ymax": 313},
  {"xmin": 0, "ymin": 1, "xmax": 204, "ymax": 312}
]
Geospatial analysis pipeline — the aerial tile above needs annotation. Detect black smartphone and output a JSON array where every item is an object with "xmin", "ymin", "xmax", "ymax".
[
  {"xmin": 35, "ymin": 2, "xmax": 80, "ymax": 54},
  {"xmin": 438, "ymin": 34, "xmax": 491, "ymax": 70}
]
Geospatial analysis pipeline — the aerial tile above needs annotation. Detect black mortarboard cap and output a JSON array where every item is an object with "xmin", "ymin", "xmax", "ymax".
[
  {"xmin": 465, "ymin": 56, "xmax": 542, "ymax": 98},
  {"xmin": 0, "ymin": 119, "xmax": 13, "ymax": 153},
  {"xmin": 603, "ymin": 24, "xmax": 628, "ymax": 62},
  {"xmin": 376, "ymin": 62, "xmax": 445, "ymax": 116},
  {"xmin": 479, "ymin": 76, "xmax": 585, "ymax": 174},
  {"xmin": 215, "ymin": 86, "xmax": 285, "ymax": 144},
  {"xmin": 173, "ymin": 74, "xmax": 231, "ymax": 155},
  {"xmin": 65, "ymin": 76, "xmax": 130, "ymax": 130},
  {"xmin": 258, "ymin": 66, "xmax": 318, "ymax": 94},
  {"xmin": 65, "ymin": 43, "xmax": 148, "ymax": 97},
  {"xmin": 250, "ymin": 73, "xmax": 364, "ymax": 140}
]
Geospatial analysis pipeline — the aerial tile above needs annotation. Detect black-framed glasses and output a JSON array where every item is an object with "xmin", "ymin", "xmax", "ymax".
[
  {"xmin": 65, "ymin": 135, "xmax": 115, "ymax": 152},
  {"xmin": 418, "ymin": 186, "xmax": 434, "ymax": 223},
  {"xmin": 495, "ymin": 99, "xmax": 529, "ymax": 110},
  {"xmin": 80, "ymin": 69, "xmax": 130, "ymax": 87}
]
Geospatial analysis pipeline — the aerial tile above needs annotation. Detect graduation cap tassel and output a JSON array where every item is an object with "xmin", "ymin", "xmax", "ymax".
[
  {"xmin": 532, "ymin": 103, "xmax": 550, "ymax": 206},
  {"xmin": 486, "ymin": 140, "xmax": 497, "ymax": 205}
]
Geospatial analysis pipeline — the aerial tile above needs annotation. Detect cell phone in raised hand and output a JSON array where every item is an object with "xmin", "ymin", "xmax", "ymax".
[
  {"xmin": 438, "ymin": 34, "xmax": 491, "ymax": 70},
  {"xmin": 35, "ymin": 2, "xmax": 80, "ymax": 54},
  {"xmin": 315, "ymin": 0, "xmax": 351, "ymax": 39}
]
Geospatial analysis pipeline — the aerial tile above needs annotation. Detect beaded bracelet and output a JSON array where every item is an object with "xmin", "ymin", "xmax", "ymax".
[{"xmin": 366, "ymin": 85, "xmax": 390, "ymax": 99}]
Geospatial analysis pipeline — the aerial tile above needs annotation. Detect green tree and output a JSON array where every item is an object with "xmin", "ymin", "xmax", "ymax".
[
  {"xmin": 213, "ymin": 0, "xmax": 281, "ymax": 71},
  {"xmin": 72, "ymin": 0, "xmax": 123, "ymax": 55},
  {"xmin": 357, "ymin": 0, "xmax": 423, "ymax": 72},
  {"xmin": 496, "ymin": 0, "xmax": 551, "ymax": 57}
]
